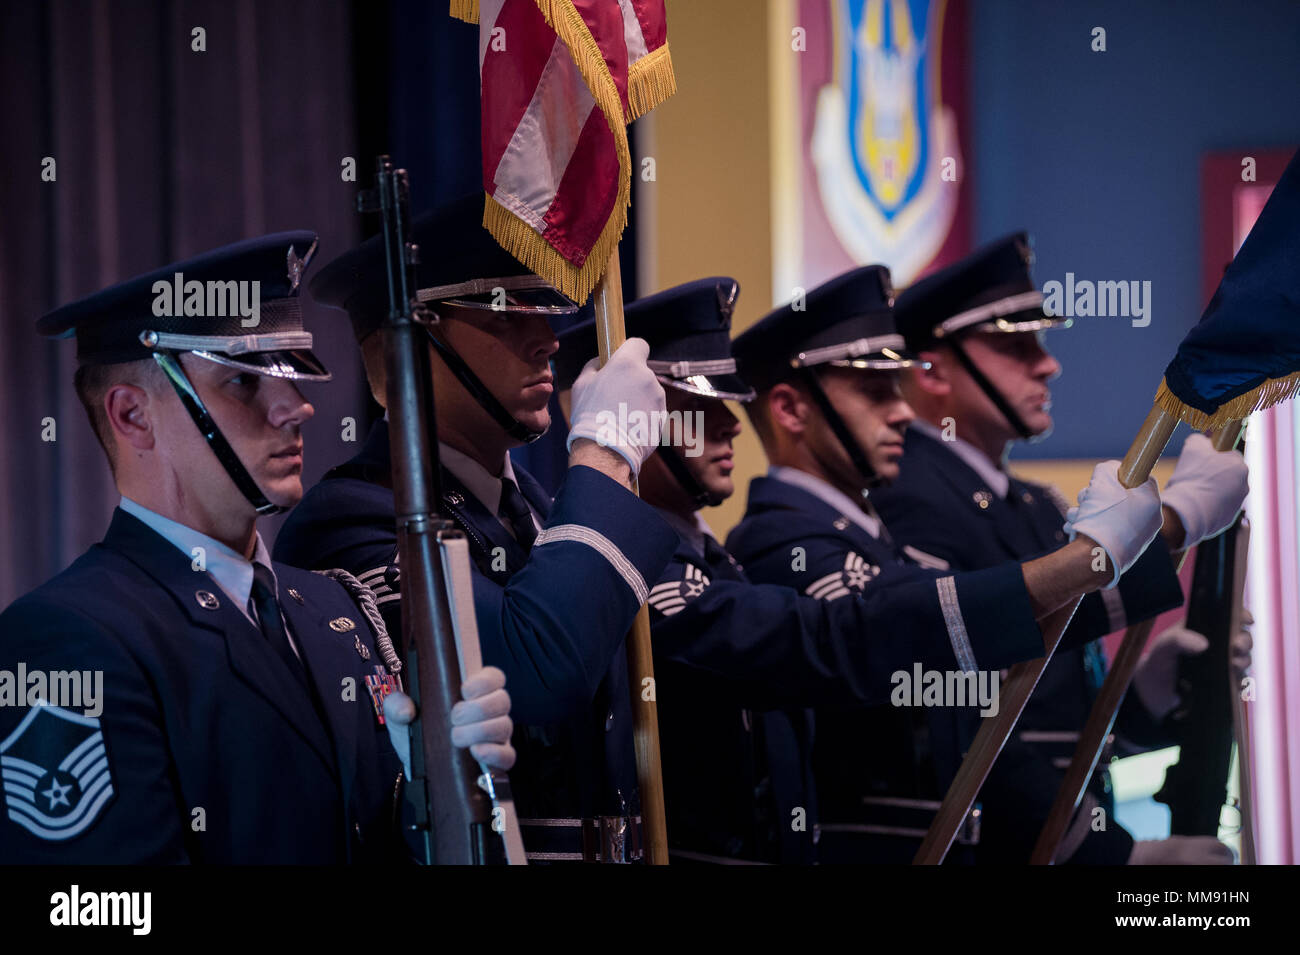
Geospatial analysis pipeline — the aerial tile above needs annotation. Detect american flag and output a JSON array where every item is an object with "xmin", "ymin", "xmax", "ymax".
[{"xmin": 453, "ymin": 0, "xmax": 675, "ymax": 302}]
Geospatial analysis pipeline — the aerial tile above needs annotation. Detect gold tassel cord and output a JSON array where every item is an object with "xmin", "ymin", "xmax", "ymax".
[
  {"xmin": 627, "ymin": 42, "xmax": 677, "ymax": 122},
  {"xmin": 449, "ymin": 0, "xmax": 479, "ymax": 25},
  {"xmin": 483, "ymin": 192, "xmax": 629, "ymax": 304},
  {"xmin": 1153, "ymin": 371, "xmax": 1300, "ymax": 432}
]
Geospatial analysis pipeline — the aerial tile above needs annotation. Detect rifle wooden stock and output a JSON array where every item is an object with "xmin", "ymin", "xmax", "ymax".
[
  {"xmin": 1029, "ymin": 420, "xmax": 1244, "ymax": 864},
  {"xmin": 591, "ymin": 252, "xmax": 670, "ymax": 865},
  {"xmin": 914, "ymin": 404, "xmax": 1179, "ymax": 864}
]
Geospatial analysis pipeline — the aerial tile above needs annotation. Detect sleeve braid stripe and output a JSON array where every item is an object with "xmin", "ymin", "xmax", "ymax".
[
  {"xmin": 534, "ymin": 524, "xmax": 649, "ymax": 603},
  {"xmin": 935, "ymin": 575, "xmax": 978, "ymax": 673}
]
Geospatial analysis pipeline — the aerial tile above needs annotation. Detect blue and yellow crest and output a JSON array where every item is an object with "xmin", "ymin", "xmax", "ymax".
[{"xmin": 812, "ymin": 0, "xmax": 959, "ymax": 282}]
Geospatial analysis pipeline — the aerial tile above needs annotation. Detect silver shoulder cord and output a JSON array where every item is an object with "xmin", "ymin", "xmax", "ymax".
[{"xmin": 315, "ymin": 567, "xmax": 403, "ymax": 678}]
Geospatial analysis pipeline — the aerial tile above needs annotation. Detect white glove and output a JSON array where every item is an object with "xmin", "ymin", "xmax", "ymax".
[
  {"xmin": 1128, "ymin": 835, "xmax": 1234, "ymax": 865},
  {"xmin": 450, "ymin": 666, "xmax": 515, "ymax": 771},
  {"xmin": 382, "ymin": 691, "xmax": 415, "ymax": 778},
  {"xmin": 1064, "ymin": 461, "xmax": 1164, "ymax": 589},
  {"xmin": 565, "ymin": 338, "xmax": 666, "ymax": 476},
  {"xmin": 382, "ymin": 665, "xmax": 516, "ymax": 777},
  {"xmin": 1162, "ymin": 433, "xmax": 1249, "ymax": 548},
  {"xmin": 1133, "ymin": 625, "xmax": 1210, "ymax": 721},
  {"xmin": 1134, "ymin": 617, "xmax": 1255, "ymax": 720}
]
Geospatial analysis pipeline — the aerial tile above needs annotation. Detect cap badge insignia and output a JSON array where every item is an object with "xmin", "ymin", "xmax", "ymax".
[{"xmin": 286, "ymin": 238, "xmax": 319, "ymax": 293}]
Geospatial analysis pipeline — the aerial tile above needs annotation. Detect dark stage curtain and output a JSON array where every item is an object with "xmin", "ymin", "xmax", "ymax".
[{"xmin": 0, "ymin": 0, "xmax": 368, "ymax": 607}]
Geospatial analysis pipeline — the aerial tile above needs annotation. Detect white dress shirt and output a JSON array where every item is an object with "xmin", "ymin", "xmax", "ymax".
[{"xmin": 119, "ymin": 497, "xmax": 295, "ymax": 655}]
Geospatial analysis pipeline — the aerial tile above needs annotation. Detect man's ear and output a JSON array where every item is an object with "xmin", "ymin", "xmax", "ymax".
[
  {"xmin": 768, "ymin": 382, "xmax": 809, "ymax": 434},
  {"xmin": 910, "ymin": 349, "xmax": 952, "ymax": 397},
  {"xmin": 104, "ymin": 382, "xmax": 156, "ymax": 454}
]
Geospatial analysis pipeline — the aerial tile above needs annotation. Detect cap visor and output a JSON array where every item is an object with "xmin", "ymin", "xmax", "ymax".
[
  {"xmin": 441, "ymin": 286, "xmax": 579, "ymax": 315},
  {"xmin": 979, "ymin": 309, "xmax": 1073, "ymax": 334},
  {"xmin": 827, "ymin": 345, "xmax": 926, "ymax": 371},
  {"xmin": 191, "ymin": 348, "xmax": 332, "ymax": 381},
  {"xmin": 661, "ymin": 373, "xmax": 756, "ymax": 403}
]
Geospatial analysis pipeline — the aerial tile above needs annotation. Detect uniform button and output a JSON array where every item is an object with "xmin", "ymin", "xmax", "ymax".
[
  {"xmin": 1022, "ymin": 491, "xmax": 1034, "ymax": 505},
  {"xmin": 605, "ymin": 710, "xmax": 615, "ymax": 732},
  {"xmin": 833, "ymin": 516, "xmax": 850, "ymax": 530},
  {"xmin": 973, "ymin": 490, "xmax": 992, "ymax": 510}
]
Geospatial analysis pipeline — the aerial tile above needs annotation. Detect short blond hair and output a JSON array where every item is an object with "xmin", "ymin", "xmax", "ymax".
[{"xmin": 74, "ymin": 358, "xmax": 165, "ymax": 473}]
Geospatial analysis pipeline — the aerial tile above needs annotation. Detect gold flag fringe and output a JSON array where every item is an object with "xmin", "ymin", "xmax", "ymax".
[
  {"xmin": 627, "ymin": 43, "xmax": 677, "ymax": 122},
  {"xmin": 483, "ymin": 191, "xmax": 629, "ymax": 304},
  {"xmin": 476, "ymin": 0, "xmax": 636, "ymax": 302},
  {"xmin": 449, "ymin": 0, "xmax": 479, "ymax": 25},
  {"xmin": 1154, "ymin": 371, "xmax": 1300, "ymax": 432}
]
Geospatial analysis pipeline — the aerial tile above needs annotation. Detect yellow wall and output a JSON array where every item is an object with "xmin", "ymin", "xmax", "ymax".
[{"xmin": 640, "ymin": 0, "xmax": 776, "ymax": 538}]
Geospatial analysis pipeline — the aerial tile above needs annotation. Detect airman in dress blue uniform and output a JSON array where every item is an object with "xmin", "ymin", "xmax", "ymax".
[
  {"xmin": 726, "ymin": 264, "xmax": 1189, "ymax": 862},
  {"xmin": 556, "ymin": 272, "xmax": 1174, "ymax": 864},
  {"xmin": 274, "ymin": 195, "xmax": 678, "ymax": 862},
  {"xmin": 552, "ymin": 277, "xmax": 1049, "ymax": 862},
  {"xmin": 872, "ymin": 234, "xmax": 1247, "ymax": 864},
  {"xmin": 0, "ymin": 234, "xmax": 514, "ymax": 863}
]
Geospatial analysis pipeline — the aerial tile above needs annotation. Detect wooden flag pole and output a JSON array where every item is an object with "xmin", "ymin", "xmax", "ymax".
[
  {"xmin": 914, "ymin": 404, "xmax": 1181, "ymax": 864},
  {"xmin": 591, "ymin": 250, "xmax": 670, "ymax": 865},
  {"xmin": 1028, "ymin": 420, "xmax": 1244, "ymax": 865}
]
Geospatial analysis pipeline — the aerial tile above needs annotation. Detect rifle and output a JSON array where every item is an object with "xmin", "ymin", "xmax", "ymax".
[
  {"xmin": 1029, "ymin": 424, "xmax": 1243, "ymax": 864},
  {"xmin": 1153, "ymin": 452, "xmax": 1251, "ymax": 841},
  {"xmin": 358, "ymin": 156, "xmax": 525, "ymax": 864}
]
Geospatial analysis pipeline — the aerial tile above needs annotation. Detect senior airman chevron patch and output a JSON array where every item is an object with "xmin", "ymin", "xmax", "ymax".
[
  {"xmin": 648, "ymin": 564, "xmax": 711, "ymax": 616},
  {"xmin": 805, "ymin": 552, "xmax": 880, "ymax": 601}
]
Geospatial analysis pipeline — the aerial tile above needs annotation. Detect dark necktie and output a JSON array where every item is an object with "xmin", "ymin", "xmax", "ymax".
[
  {"xmin": 250, "ymin": 563, "xmax": 308, "ymax": 687},
  {"xmin": 499, "ymin": 477, "xmax": 538, "ymax": 551}
]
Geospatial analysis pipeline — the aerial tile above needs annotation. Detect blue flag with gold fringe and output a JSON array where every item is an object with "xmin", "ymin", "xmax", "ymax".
[{"xmin": 1156, "ymin": 149, "xmax": 1300, "ymax": 430}]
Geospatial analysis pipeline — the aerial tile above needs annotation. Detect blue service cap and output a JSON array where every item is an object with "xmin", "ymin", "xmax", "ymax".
[
  {"xmin": 732, "ymin": 264, "xmax": 918, "ymax": 392},
  {"xmin": 309, "ymin": 193, "xmax": 579, "ymax": 340},
  {"xmin": 554, "ymin": 277, "xmax": 755, "ymax": 402},
  {"xmin": 36, "ymin": 232, "xmax": 329, "ymax": 380},
  {"xmin": 894, "ymin": 232, "xmax": 1071, "ymax": 352}
]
